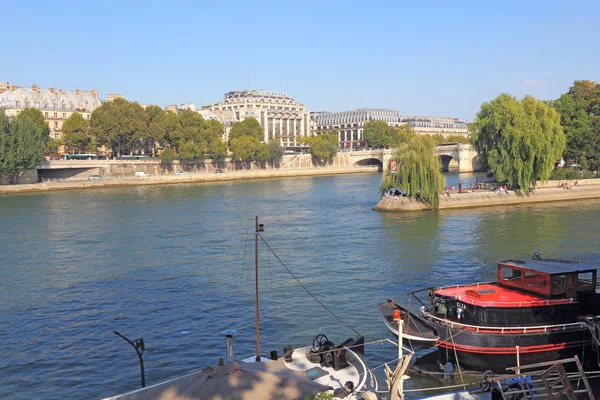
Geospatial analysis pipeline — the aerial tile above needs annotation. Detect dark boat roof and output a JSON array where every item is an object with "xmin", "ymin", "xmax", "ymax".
[{"xmin": 501, "ymin": 259, "xmax": 599, "ymax": 275}]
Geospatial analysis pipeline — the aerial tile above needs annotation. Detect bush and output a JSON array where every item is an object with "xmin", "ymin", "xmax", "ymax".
[{"xmin": 550, "ymin": 167, "xmax": 581, "ymax": 180}]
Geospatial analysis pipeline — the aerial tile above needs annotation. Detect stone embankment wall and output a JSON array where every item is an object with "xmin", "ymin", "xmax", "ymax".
[
  {"xmin": 0, "ymin": 166, "xmax": 378, "ymax": 194},
  {"xmin": 0, "ymin": 169, "xmax": 38, "ymax": 185},
  {"xmin": 374, "ymin": 179, "xmax": 600, "ymax": 212}
]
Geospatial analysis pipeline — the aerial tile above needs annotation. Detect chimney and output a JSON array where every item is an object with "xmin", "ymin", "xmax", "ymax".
[
  {"xmin": 91, "ymin": 89, "xmax": 98, "ymax": 98},
  {"xmin": 49, "ymin": 87, "xmax": 56, "ymax": 94},
  {"xmin": 32, "ymin": 84, "xmax": 39, "ymax": 93},
  {"xmin": 76, "ymin": 89, "xmax": 81, "ymax": 95}
]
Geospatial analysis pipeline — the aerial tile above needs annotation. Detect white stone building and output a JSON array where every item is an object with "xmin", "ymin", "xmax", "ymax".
[
  {"xmin": 311, "ymin": 109, "xmax": 403, "ymax": 148},
  {"xmin": 402, "ymin": 116, "xmax": 469, "ymax": 138},
  {"xmin": 0, "ymin": 82, "xmax": 102, "ymax": 140},
  {"xmin": 210, "ymin": 89, "xmax": 311, "ymax": 147}
]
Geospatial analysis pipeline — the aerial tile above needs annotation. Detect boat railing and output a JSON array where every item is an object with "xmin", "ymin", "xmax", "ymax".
[{"xmin": 419, "ymin": 306, "xmax": 585, "ymax": 333}]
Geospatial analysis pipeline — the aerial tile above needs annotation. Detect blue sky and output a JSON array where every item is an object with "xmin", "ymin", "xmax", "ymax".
[{"xmin": 2, "ymin": 0, "xmax": 598, "ymax": 121}]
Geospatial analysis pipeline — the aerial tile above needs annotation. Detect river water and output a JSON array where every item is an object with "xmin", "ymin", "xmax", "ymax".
[{"xmin": 1, "ymin": 172, "xmax": 600, "ymax": 399}]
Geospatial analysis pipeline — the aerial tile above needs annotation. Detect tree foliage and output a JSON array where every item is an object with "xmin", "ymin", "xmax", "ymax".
[
  {"xmin": 178, "ymin": 140, "xmax": 206, "ymax": 161},
  {"xmin": 472, "ymin": 94, "xmax": 565, "ymax": 189},
  {"xmin": 61, "ymin": 112, "xmax": 90, "ymax": 153},
  {"xmin": 19, "ymin": 108, "xmax": 50, "ymax": 138},
  {"xmin": 267, "ymin": 140, "xmax": 284, "ymax": 165},
  {"xmin": 0, "ymin": 111, "xmax": 46, "ymax": 173},
  {"xmin": 551, "ymin": 80, "xmax": 600, "ymax": 173},
  {"xmin": 304, "ymin": 133, "xmax": 338, "ymax": 164},
  {"xmin": 230, "ymin": 136, "xmax": 268, "ymax": 162},
  {"xmin": 89, "ymin": 98, "xmax": 148, "ymax": 156},
  {"xmin": 229, "ymin": 118, "xmax": 263, "ymax": 142},
  {"xmin": 381, "ymin": 136, "xmax": 445, "ymax": 209},
  {"xmin": 45, "ymin": 138, "xmax": 61, "ymax": 154},
  {"xmin": 363, "ymin": 121, "xmax": 393, "ymax": 148},
  {"xmin": 159, "ymin": 147, "xmax": 176, "ymax": 164}
]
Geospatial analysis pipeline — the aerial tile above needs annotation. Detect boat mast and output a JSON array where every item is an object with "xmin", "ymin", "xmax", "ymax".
[{"xmin": 255, "ymin": 216, "xmax": 261, "ymax": 361}]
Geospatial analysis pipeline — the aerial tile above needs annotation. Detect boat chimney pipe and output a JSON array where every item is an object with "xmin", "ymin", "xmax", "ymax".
[{"xmin": 222, "ymin": 329, "xmax": 237, "ymax": 362}]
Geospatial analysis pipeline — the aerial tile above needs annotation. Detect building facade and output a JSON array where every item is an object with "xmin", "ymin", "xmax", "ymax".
[
  {"xmin": 311, "ymin": 109, "xmax": 403, "ymax": 148},
  {"xmin": 401, "ymin": 116, "xmax": 469, "ymax": 138},
  {"xmin": 210, "ymin": 89, "xmax": 311, "ymax": 147},
  {"xmin": 0, "ymin": 83, "xmax": 102, "ymax": 140}
]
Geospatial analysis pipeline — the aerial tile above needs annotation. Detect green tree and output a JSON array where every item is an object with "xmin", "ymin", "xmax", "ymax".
[
  {"xmin": 363, "ymin": 120, "xmax": 392, "ymax": 148},
  {"xmin": 305, "ymin": 133, "xmax": 338, "ymax": 165},
  {"xmin": 89, "ymin": 98, "xmax": 148, "ymax": 156},
  {"xmin": 267, "ymin": 140, "xmax": 284, "ymax": 166},
  {"xmin": 552, "ymin": 80, "xmax": 600, "ymax": 172},
  {"xmin": 165, "ymin": 111, "xmax": 183, "ymax": 150},
  {"xmin": 1, "ymin": 112, "xmax": 46, "ymax": 173},
  {"xmin": 159, "ymin": 147, "xmax": 176, "ymax": 164},
  {"xmin": 178, "ymin": 140, "xmax": 205, "ymax": 161},
  {"xmin": 179, "ymin": 109, "xmax": 207, "ymax": 143},
  {"xmin": 0, "ymin": 112, "xmax": 9, "ymax": 169},
  {"xmin": 61, "ymin": 112, "xmax": 90, "ymax": 153},
  {"xmin": 146, "ymin": 105, "xmax": 167, "ymax": 157},
  {"xmin": 229, "ymin": 118, "xmax": 263, "ymax": 142},
  {"xmin": 381, "ymin": 136, "xmax": 445, "ymax": 209},
  {"xmin": 230, "ymin": 136, "xmax": 264, "ymax": 162},
  {"xmin": 207, "ymin": 138, "xmax": 228, "ymax": 160},
  {"xmin": 472, "ymin": 93, "xmax": 566, "ymax": 189},
  {"xmin": 45, "ymin": 138, "xmax": 61, "ymax": 155},
  {"xmin": 19, "ymin": 108, "xmax": 50, "ymax": 138}
]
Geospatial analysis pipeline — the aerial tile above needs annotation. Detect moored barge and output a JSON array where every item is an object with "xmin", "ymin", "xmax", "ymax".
[{"xmin": 384, "ymin": 256, "xmax": 600, "ymax": 373}]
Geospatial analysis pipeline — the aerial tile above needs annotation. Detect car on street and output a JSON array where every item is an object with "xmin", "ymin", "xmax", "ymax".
[
  {"xmin": 215, "ymin": 169, "xmax": 225, "ymax": 173},
  {"xmin": 135, "ymin": 172, "xmax": 151, "ymax": 177},
  {"xmin": 88, "ymin": 175, "xmax": 103, "ymax": 181},
  {"xmin": 175, "ymin": 171, "xmax": 186, "ymax": 175}
]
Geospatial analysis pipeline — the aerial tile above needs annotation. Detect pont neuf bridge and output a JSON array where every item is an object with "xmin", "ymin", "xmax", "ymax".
[{"xmin": 37, "ymin": 144, "xmax": 481, "ymax": 180}]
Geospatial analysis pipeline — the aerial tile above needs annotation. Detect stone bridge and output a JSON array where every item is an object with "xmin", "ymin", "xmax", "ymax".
[{"xmin": 334, "ymin": 144, "xmax": 481, "ymax": 172}]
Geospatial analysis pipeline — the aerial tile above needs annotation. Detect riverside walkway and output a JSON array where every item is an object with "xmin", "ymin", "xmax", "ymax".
[{"xmin": 374, "ymin": 179, "xmax": 600, "ymax": 211}]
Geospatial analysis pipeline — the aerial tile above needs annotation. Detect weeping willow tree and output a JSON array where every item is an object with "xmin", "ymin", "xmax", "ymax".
[
  {"xmin": 381, "ymin": 136, "xmax": 445, "ymax": 209},
  {"xmin": 472, "ymin": 94, "xmax": 565, "ymax": 190}
]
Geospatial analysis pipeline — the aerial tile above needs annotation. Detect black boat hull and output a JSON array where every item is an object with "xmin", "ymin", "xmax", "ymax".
[{"xmin": 428, "ymin": 318, "xmax": 590, "ymax": 373}]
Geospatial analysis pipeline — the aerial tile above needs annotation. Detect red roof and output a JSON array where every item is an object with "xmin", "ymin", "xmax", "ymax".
[{"xmin": 435, "ymin": 283, "xmax": 575, "ymax": 308}]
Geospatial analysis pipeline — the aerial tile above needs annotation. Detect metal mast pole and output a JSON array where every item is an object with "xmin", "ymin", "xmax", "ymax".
[{"xmin": 255, "ymin": 216, "xmax": 261, "ymax": 361}]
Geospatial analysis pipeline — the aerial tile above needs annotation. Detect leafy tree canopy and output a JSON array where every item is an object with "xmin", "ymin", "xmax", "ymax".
[
  {"xmin": 267, "ymin": 141, "xmax": 284, "ymax": 164},
  {"xmin": 178, "ymin": 140, "xmax": 206, "ymax": 161},
  {"xmin": 381, "ymin": 135, "xmax": 445, "ymax": 209},
  {"xmin": 207, "ymin": 138, "xmax": 229, "ymax": 160},
  {"xmin": 551, "ymin": 80, "xmax": 600, "ymax": 173},
  {"xmin": 304, "ymin": 133, "xmax": 338, "ymax": 163},
  {"xmin": 1, "ymin": 112, "xmax": 46, "ymax": 173},
  {"xmin": 230, "ymin": 136, "xmax": 266, "ymax": 161},
  {"xmin": 472, "ymin": 93, "xmax": 566, "ymax": 189},
  {"xmin": 159, "ymin": 147, "xmax": 176, "ymax": 164},
  {"xmin": 19, "ymin": 108, "xmax": 50, "ymax": 138},
  {"xmin": 89, "ymin": 98, "xmax": 148, "ymax": 156},
  {"xmin": 61, "ymin": 112, "xmax": 90, "ymax": 153},
  {"xmin": 229, "ymin": 118, "xmax": 263, "ymax": 142}
]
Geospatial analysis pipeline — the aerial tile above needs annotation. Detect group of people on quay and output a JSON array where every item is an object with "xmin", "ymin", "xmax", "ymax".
[{"xmin": 559, "ymin": 181, "xmax": 577, "ymax": 190}]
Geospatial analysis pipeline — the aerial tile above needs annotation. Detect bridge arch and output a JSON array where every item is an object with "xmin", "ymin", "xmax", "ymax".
[
  {"xmin": 439, "ymin": 155, "xmax": 459, "ymax": 172},
  {"xmin": 353, "ymin": 157, "xmax": 383, "ymax": 170}
]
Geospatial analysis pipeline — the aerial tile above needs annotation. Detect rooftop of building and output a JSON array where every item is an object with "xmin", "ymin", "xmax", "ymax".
[
  {"xmin": 223, "ymin": 89, "xmax": 295, "ymax": 100},
  {"xmin": 402, "ymin": 116, "xmax": 467, "ymax": 124},
  {"xmin": 0, "ymin": 84, "xmax": 101, "ymax": 111}
]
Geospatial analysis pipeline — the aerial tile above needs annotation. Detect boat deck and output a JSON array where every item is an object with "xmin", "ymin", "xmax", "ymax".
[{"xmin": 436, "ymin": 283, "xmax": 575, "ymax": 307}]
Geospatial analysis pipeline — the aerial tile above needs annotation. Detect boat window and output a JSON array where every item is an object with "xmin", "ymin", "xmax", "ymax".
[
  {"xmin": 435, "ymin": 301, "xmax": 447, "ymax": 316},
  {"xmin": 524, "ymin": 271, "xmax": 546, "ymax": 288},
  {"xmin": 551, "ymin": 274, "xmax": 566, "ymax": 291},
  {"xmin": 578, "ymin": 271, "xmax": 595, "ymax": 291},
  {"xmin": 501, "ymin": 267, "xmax": 522, "ymax": 282}
]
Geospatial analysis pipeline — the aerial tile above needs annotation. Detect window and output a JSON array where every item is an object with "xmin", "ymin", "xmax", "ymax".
[
  {"xmin": 62, "ymin": 113, "xmax": 66, "ymax": 119},
  {"xmin": 501, "ymin": 267, "xmax": 522, "ymax": 282},
  {"xmin": 45, "ymin": 112, "xmax": 48, "ymax": 118},
  {"xmin": 54, "ymin": 112, "xmax": 58, "ymax": 119}
]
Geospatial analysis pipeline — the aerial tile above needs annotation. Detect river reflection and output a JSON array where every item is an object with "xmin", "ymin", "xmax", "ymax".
[{"xmin": 1, "ymin": 172, "xmax": 599, "ymax": 399}]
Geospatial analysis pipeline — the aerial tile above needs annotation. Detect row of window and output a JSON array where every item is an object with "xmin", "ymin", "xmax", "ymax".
[
  {"xmin": 4, "ymin": 100, "xmax": 92, "ymax": 111},
  {"xmin": 43, "ymin": 111, "xmax": 91, "ymax": 120}
]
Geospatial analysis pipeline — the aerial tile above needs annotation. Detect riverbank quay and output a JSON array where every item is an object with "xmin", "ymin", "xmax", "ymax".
[
  {"xmin": 0, "ymin": 166, "xmax": 379, "ymax": 194},
  {"xmin": 374, "ymin": 179, "xmax": 600, "ymax": 211}
]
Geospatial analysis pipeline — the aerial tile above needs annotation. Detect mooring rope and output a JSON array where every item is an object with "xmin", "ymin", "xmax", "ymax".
[{"xmin": 258, "ymin": 233, "xmax": 361, "ymax": 335}]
